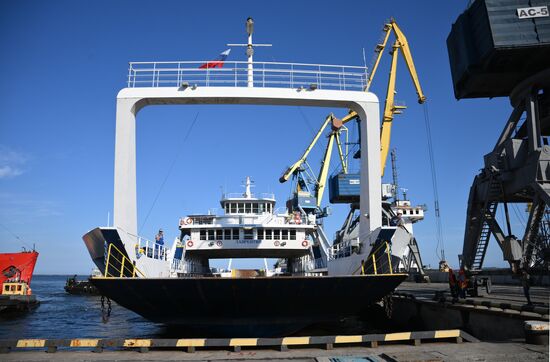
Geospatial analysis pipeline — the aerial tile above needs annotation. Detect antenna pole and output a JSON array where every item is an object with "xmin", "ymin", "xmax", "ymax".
[
  {"xmin": 227, "ymin": 17, "xmax": 272, "ymax": 88},
  {"xmin": 247, "ymin": 19, "xmax": 253, "ymax": 87}
]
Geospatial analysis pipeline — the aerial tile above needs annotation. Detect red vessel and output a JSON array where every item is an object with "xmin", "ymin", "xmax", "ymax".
[
  {"xmin": 0, "ymin": 251, "xmax": 39, "ymax": 289},
  {"xmin": 0, "ymin": 250, "xmax": 40, "ymax": 314}
]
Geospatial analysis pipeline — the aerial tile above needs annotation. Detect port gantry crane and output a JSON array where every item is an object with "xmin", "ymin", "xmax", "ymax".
[
  {"xmin": 447, "ymin": 0, "xmax": 550, "ymax": 295},
  {"xmin": 279, "ymin": 19, "xmax": 428, "ymax": 274},
  {"xmin": 280, "ymin": 19, "xmax": 427, "ymax": 199}
]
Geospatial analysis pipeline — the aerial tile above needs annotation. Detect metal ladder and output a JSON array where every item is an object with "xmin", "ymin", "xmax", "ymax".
[{"xmin": 471, "ymin": 179, "xmax": 501, "ymax": 271}]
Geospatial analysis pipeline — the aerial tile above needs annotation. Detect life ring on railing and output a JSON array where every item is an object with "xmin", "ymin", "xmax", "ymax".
[
  {"xmin": 216, "ymin": 240, "xmax": 223, "ymax": 247},
  {"xmin": 184, "ymin": 217, "xmax": 193, "ymax": 225},
  {"xmin": 294, "ymin": 213, "xmax": 302, "ymax": 225},
  {"xmin": 274, "ymin": 240, "xmax": 280, "ymax": 247},
  {"xmin": 302, "ymin": 240, "xmax": 308, "ymax": 247},
  {"xmin": 187, "ymin": 240, "xmax": 194, "ymax": 248}
]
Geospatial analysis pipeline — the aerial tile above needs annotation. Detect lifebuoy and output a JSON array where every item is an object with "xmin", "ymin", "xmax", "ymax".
[
  {"xmin": 274, "ymin": 240, "xmax": 280, "ymax": 247},
  {"xmin": 185, "ymin": 217, "xmax": 193, "ymax": 225},
  {"xmin": 187, "ymin": 240, "xmax": 194, "ymax": 247},
  {"xmin": 216, "ymin": 240, "xmax": 223, "ymax": 247},
  {"xmin": 302, "ymin": 240, "xmax": 308, "ymax": 247},
  {"xmin": 294, "ymin": 213, "xmax": 302, "ymax": 224}
]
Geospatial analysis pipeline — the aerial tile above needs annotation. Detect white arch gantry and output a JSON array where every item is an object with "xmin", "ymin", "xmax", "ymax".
[{"xmin": 113, "ymin": 86, "xmax": 381, "ymax": 243}]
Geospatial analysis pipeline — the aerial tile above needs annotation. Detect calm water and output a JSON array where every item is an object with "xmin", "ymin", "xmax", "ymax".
[{"xmin": 0, "ymin": 275, "xmax": 165, "ymax": 339}]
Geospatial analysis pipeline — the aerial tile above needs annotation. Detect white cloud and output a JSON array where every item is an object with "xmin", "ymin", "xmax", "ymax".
[
  {"xmin": 0, "ymin": 145, "xmax": 28, "ymax": 179},
  {"xmin": 0, "ymin": 165, "xmax": 23, "ymax": 178}
]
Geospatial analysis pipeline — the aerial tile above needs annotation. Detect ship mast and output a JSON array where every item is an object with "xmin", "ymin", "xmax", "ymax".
[
  {"xmin": 243, "ymin": 176, "xmax": 254, "ymax": 198},
  {"xmin": 227, "ymin": 17, "xmax": 272, "ymax": 87}
]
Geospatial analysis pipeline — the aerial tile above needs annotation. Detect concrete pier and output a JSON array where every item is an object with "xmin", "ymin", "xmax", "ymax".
[
  {"xmin": 392, "ymin": 282, "xmax": 549, "ymax": 341},
  {"xmin": 1, "ymin": 341, "xmax": 547, "ymax": 361}
]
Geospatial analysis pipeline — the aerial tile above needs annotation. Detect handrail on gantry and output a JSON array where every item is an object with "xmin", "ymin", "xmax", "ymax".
[{"xmin": 126, "ymin": 60, "xmax": 368, "ymax": 91}]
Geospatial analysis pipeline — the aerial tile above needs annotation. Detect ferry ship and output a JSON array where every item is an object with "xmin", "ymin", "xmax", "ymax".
[{"xmin": 84, "ymin": 177, "xmax": 408, "ymax": 336}]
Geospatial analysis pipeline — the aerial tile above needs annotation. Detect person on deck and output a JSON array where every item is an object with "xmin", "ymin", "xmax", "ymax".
[
  {"xmin": 390, "ymin": 212, "xmax": 404, "ymax": 227},
  {"xmin": 154, "ymin": 229, "xmax": 165, "ymax": 259},
  {"xmin": 155, "ymin": 229, "xmax": 164, "ymax": 246},
  {"xmin": 457, "ymin": 268, "xmax": 467, "ymax": 299},
  {"xmin": 448, "ymin": 267, "xmax": 458, "ymax": 302},
  {"xmin": 520, "ymin": 268, "xmax": 532, "ymax": 305}
]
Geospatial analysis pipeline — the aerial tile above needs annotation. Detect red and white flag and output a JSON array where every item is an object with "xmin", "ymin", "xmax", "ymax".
[{"xmin": 199, "ymin": 49, "xmax": 231, "ymax": 69}]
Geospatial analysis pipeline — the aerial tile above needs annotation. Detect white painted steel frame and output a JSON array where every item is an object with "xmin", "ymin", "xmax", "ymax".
[
  {"xmin": 113, "ymin": 86, "xmax": 381, "ymax": 259},
  {"xmin": 127, "ymin": 61, "xmax": 367, "ymax": 91}
]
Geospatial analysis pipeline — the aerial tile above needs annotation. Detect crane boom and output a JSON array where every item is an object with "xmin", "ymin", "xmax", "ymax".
[
  {"xmin": 376, "ymin": 19, "xmax": 426, "ymax": 175},
  {"xmin": 390, "ymin": 20, "xmax": 426, "ymax": 104},
  {"xmin": 316, "ymin": 133, "xmax": 336, "ymax": 207},
  {"xmin": 279, "ymin": 114, "xmax": 334, "ymax": 183}
]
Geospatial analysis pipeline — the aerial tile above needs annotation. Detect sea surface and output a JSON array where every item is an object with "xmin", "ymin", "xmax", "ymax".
[{"xmin": 0, "ymin": 275, "xmax": 165, "ymax": 339}]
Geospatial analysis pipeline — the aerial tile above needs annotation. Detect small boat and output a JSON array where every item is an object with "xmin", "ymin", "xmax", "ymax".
[
  {"xmin": 64, "ymin": 269, "xmax": 101, "ymax": 295},
  {"xmin": 0, "ymin": 249, "xmax": 40, "ymax": 315}
]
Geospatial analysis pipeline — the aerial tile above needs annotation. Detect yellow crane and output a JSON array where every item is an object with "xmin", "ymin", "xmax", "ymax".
[
  {"xmin": 280, "ymin": 19, "xmax": 426, "ymax": 207},
  {"xmin": 370, "ymin": 19, "xmax": 426, "ymax": 172},
  {"xmin": 279, "ymin": 113, "xmax": 348, "ymax": 207}
]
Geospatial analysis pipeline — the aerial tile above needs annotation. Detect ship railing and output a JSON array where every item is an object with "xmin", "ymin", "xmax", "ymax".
[
  {"xmin": 222, "ymin": 192, "xmax": 275, "ymax": 199},
  {"xmin": 293, "ymin": 255, "xmax": 315, "ymax": 273},
  {"xmin": 328, "ymin": 239, "xmax": 356, "ymax": 260},
  {"xmin": 171, "ymin": 258, "xmax": 183, "ymax": 272},
  {"xmin": 294, "ymin": 254, "xmax": 327, "ymax": 272},
  {"xmin": 104, "ymin": 243, "xmax": 145, "ymax": 278},
  {"xmin": 135, "ymin": 237, "xmax": 168, "ymax": 261},
  {"xmin": 119, "ymin": 228, "xmax": 168, "ymax": 261},
  {"xmin": 127, "ymin": 61, "xmax": 367, "ymax": 91}
]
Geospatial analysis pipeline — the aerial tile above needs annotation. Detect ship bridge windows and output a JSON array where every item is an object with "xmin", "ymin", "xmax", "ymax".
[
  {"xmin": 223, "ymin": 201, "xmax": 274, "ymax": 215},
  {"xmin": 196, "ymin": 227, "xmax": 298, "ymax": 242}
]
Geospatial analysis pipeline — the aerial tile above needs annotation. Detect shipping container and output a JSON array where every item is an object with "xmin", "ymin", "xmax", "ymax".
[{"xmin": 329, "ymin": 173, "xmax": 360, "ymax": 204}]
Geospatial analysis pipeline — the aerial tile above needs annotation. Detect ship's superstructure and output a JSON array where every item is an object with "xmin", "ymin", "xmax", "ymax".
[{"xmin": 172, "ymin": 177, "xmax": 317, "ymax": 276}]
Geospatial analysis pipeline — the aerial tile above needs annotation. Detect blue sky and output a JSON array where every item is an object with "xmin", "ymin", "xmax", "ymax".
[{"xmin": 0, "ymin": 0, "xmax": 520, "ymax": 273}]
